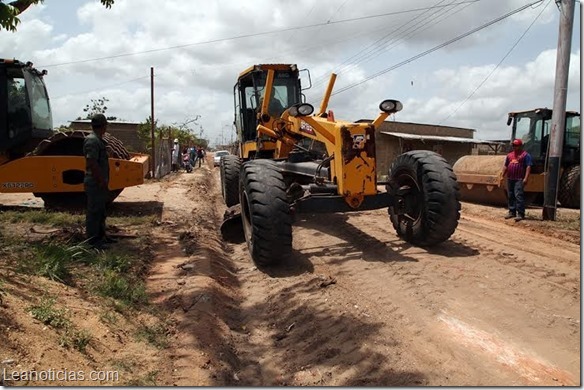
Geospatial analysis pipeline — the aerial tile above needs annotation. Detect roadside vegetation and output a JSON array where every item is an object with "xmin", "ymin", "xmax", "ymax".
[{"xmin": 0, "ymin": 206, "xmax": 169, "ymax": 385}]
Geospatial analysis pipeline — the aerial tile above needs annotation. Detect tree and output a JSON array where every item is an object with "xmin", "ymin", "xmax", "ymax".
[
  {"xmin": 77, "ymin": 97, "xmax": 118, "ymax": 121},
  {"xmin": 137, "ymin": 116, "xmax": 209, "ymax": 153},
  {"xmin": 0, "ymin": 0, "xmax": 114, "ymax": 32}
]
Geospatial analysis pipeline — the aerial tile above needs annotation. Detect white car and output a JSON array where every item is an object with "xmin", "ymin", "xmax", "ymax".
[{"xmin": 213, "ymin": 150, "xmax": 230, "ymax": 166}]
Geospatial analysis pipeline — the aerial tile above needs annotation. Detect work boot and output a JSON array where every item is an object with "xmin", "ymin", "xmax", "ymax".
[
  {"xmin": 90, "ymin": 240, "xmax": 109, "ymax": 251},
  {"xmin": 104, "ymin": 235, "xmax": 118, "ymax": 244},
  {"xmin": 504, "ymin": 212, "xmax": 516, "ymax": 219},
  {"xmin": 514, "ymin": 215, "xmax": 524, "ymax": 221}
]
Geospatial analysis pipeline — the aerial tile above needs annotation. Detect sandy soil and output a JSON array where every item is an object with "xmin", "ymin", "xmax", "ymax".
[{"xmin": 0, "ymin": 160, "xmax": 580, "ymax": 386}]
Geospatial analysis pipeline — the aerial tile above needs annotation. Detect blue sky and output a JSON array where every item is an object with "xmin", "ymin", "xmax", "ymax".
[{"xmin": 0, "ymin": 0, "xmax": 581, "ymax": 145}]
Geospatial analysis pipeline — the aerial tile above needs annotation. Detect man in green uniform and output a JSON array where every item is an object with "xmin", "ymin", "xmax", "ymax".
[{"xmin": 83, "ymin": 114, "xmax": 114, "ymax": 249}]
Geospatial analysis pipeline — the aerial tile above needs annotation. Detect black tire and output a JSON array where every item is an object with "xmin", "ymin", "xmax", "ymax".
[
  {"xmin": 32, "ymin": 130, "xmax": 129, "ymax": 208},
  {"xmin": 388, "ymin": 151, "xmax": 460, "ymax": 246},
  {"xmin": 221, "ymin": 155, "xmax": 241, "ymax": 207},
  {"xmin": 240, "ymin": 160, "xmax": 292, "ymax": 266},
  {"xmin": 558, "ymin": 165, "xmax": 580, "ymax": 209}
]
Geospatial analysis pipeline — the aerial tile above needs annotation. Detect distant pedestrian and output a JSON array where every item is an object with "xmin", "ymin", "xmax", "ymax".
[
  {"xmin": 83, "ymin": 114, "xmax": 116, "ymax": 249},
  {"xmin": 171, "ymin": 139, "xmax": 180, "ymax": 172},
  {"xmin": 189, "ymin": 145, "xmax": 196, "ymax": 166},
  {"xmin": 195, "ymin": 146, "xmax": 206, "ymax": 168},
  {"xmin": 503, "ymin": 139, "xmax": 533, "ymax": 221},
  {"xmin": 182, "ymin": 147, "xmax": 192, "ymax": 173}
]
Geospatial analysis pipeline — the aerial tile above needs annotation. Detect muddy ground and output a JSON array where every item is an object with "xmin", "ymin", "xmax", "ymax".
[{"xmin": 0, "ymin": 159, "xmax": 580, "ymax": 386}]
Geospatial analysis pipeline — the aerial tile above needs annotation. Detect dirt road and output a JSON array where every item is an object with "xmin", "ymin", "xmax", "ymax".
[
  {"xmin": 119, "ymin": 163, "xmax": 579, "ymax": 386},
  {"xmin": 0, "ymin": 164, "xmax": 580, "ymax": 386}
]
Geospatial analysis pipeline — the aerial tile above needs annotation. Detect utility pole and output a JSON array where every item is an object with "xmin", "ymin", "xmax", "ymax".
[
  {"xmin": 150, "ymin": 67, "xmax": 156, "ymax": 179},
  {"xmin": 543, "ymin": 0, "xmax": 575, "ymax": 220}
]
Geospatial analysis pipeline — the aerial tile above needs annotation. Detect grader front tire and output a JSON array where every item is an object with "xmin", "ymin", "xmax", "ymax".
[
  {"xmin": 558, "ymin": 165, "xmax": 580, "ymax": 209},
  {"xmin": 240, "ymin": 160, "xmax": 292, "ymax": 266},
  {"xmin": 220, "ymin": 155, "xmax": 241, "ymax": 207},
  {"xmin": 388, "ymin": 151, "xmax": 460, "ymax": 246}
]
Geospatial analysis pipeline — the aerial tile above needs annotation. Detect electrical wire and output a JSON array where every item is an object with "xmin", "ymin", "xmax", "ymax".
[
  {"xmin": 310, "ymin": 0, "xmax": 456, "ymax": 86},
  {"xmin": 39, "ymin": 1, "xmax": 482, "ymax": 68},
  {"xmin": 309, "ymin": 0, "xmax": 475, "ymax": 92},
  {"xmin": 51, "ymin": 75, "xmax": 150, "ymax": 99},
  {"xmin": 331, "ymin": 0, "xmax": 544, "ymax": 96},
  {"xmin": 439, "ymin": 0, "xmax": 552, "ymax": 124}
]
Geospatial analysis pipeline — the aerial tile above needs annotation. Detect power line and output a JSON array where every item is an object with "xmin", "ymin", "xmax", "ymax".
[
  {"xmin": 39, "ymin": 1, "xmax": 482, "ymax": 68},
  {"xmin": 331, "ymin": 0, "xmax": 544, "ymax": 96},
  {"xmin": 439, "ymin": 0, "xmax": 552, "ymax": 124},
  {"xmin": 51, "ymin": 75, "xmax": 150, "ymax": 99},
  {"xmin": 309, "ymin": 0, "xmax": 475, "ymax": 92}
]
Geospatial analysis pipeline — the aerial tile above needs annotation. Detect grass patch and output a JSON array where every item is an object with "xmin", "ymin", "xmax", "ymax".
[
  {"xmin": 125, "ymin": 370, "xmax": 159, "ymax": 386},
  {"xmin": 136, "ymin": 322, "xmax": 169, "ymax": 349},
  {"xmin": 0, "ymin": 279, "xmax": 6, "ymax": 305},
  {"xmin": 109, "ymin": 215, "xmax": 156, "ymax": 226},
  {"xmin": 0, "ymin": 209, "xmax": 82, "ymax": 226},
  {"xmin": 23, "ymin": 241, "xmax": 96, "ymax": 284},
  {"xmin": 95, "ymin": 252, "xmax": 133, "ymax": 273},
  {"xmin": 111, "ymin": 358, "xmax": 137, "ymax": 373},
  {"xmin": 28, "ymin": 297, "xmax": 71, "ymax": 329},
  {"xmin": 99, "ymin": 310, "xmax": 119, "ymax": 325},
  {"xmin": 93, "ymin": 269, "xmax": 148, "ymax": 307},
  {"xmin": 59, "ymin": 328, "xmax": 92, "ymax": 353}
]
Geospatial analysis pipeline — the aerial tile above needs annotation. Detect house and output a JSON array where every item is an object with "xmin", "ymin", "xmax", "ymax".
[{"xmin": 356, "ymin": 120, "xmax": 503, "ymax": 180}]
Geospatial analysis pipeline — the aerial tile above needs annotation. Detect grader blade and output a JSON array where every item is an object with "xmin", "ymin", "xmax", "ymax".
[
  {"xmin": 453, "ymin": 155, "xmax": 508, "ymax": 206},
  {"xmin": 220, "ymin": 204, "xmax": 244, "ymax": 243}
]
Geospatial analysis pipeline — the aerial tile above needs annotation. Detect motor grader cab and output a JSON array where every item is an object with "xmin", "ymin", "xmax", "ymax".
[
  {"xmin": 234, "ymin": 64, "xmax": 303, "ymax": 160},
  {"xmin": 220, "ymin": 64, "xmax": 461, "ymax": 266},
  {"xmin": 453, "ymin": 108, "xmax": 580, "ymax": 208},
  {"xmin": 0, "ymin": 59, "xmax": 149, "ymax": 207}
]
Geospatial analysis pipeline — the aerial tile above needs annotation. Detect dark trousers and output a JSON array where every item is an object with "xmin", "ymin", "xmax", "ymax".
[
  {"xmin": 507, "ymin": 179, "xmax": 525, "ymax": 217},
  {"xmin": 85, "ymin": 181, "xmax": 107, "ymax": 243}
]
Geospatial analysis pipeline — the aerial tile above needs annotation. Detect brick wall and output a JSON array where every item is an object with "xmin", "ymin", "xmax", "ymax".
[{"xmin": 69, "ymin": 121, "xmax": 147, "ymax": 153}]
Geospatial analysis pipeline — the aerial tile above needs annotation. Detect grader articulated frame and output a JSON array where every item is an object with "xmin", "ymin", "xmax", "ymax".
[{"xmin": 221, "ymin": 64, "xmax": 460, "ymax": 266}]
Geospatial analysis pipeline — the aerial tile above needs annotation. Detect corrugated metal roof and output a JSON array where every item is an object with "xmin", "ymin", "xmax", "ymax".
[{"xmin": 381, "ymin": 131, "xmax": 503, "ymax": 145}]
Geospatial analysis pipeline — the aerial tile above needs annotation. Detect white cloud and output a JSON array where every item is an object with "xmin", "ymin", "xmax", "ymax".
[{"xmin": 0, "ymin": 0, "xmax": 580, "ymax": 145}]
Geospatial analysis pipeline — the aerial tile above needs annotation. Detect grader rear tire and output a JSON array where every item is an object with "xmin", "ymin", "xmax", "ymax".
[
  {"xmin": 240, "ymin": 160, "xmax": 292, "ymax": 266},
  {"xmin": 221, "ymin": 155, "xmax": 241, "ymax": 207},
  {"xmin": 388, "ymin": 151, "xmax": 460, "ymax": 246},
  {"xmin": 558, "ymin": 165, "xmax": 580, "ymax": 209}
]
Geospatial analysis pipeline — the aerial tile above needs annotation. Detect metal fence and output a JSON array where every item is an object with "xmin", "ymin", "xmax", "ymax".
[{"xmin": 153, "ymin": 138, "xmax": 172, "ymax": 179}]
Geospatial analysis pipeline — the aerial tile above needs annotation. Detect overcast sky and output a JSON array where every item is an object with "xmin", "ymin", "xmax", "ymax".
[{"xmin": 0, "ymin": 0, "xmax": 581, "ymax": 145}]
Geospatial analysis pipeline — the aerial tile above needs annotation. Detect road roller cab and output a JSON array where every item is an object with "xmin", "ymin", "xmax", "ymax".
[
  {"xmin": 0, "ymin": 58, "xmax": 149, "ymax": 207},
  {"xmin": 453, "ymin": 108, "xmax": 580, "ymax": 208}
]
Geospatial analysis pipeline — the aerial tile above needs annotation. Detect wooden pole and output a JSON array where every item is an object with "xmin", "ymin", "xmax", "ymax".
[
  {"xmin": 542, "ymin": 0, "xmax": 575, "ymax": 220},
  {"xmin": 150, "ymin": 66, "xmax": 156, "ymax": 178}
]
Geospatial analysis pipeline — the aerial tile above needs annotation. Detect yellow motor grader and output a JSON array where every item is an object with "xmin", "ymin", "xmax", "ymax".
[
  {"xmin": 0, "ymin": 58, "xmax": 149, "ymax": 208},
  {"xmin": 453, "ymin": 108, "xmax": 580, "ymax": 209},
  {"xmin": 220, "ymin": 64, "xmax": 461, "ymax": 266}
]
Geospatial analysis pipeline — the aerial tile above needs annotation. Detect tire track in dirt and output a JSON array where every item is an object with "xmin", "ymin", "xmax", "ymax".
[
  {"xmin": 150, "ymin": 168, "xmax": 578, "ymax": 386},
  {"xmin": 143, "ymin": 166, "xmax": 245, "ymax": 386},
  {"xmin": 291, "ymin": 209, "xmax": 579, "ymax": 385}
]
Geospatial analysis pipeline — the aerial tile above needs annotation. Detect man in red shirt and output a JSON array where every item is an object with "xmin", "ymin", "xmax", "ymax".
[{"xmin": 502, "ymin": 139, "xmax": 533, "ymax": 221}]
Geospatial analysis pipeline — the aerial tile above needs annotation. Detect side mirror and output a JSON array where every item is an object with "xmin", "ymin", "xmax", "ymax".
[{"xmin": 506, "ymin": 116, "xmax": 513, "ymax": 126}]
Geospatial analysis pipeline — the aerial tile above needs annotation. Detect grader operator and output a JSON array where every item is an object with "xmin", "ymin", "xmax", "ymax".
[
  {"xmin": 220, "ymin": 64, "xmax": 461, "ymax": 266},
  {"xmin": 0, "ymin": 58, "xmax": 149, "ymax": 207}
]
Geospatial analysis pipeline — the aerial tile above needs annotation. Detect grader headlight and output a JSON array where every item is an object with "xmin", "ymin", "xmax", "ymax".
[
  {"xmin": 289, "ymin": 103, "xmax": 314, "ymax": 117},
  {"xmin": 379, "ymin": 99, "xmax": 403, "ymax": 114}
]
